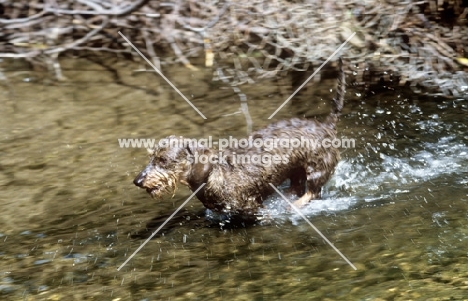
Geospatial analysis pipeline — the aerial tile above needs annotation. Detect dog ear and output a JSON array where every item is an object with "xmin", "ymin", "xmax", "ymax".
[
  {"xmin": 189, "ymin": 159, "xmax": 212, "ymax": 184},
  {"xmin": 188, "ymin": 147, "xmax": 213, "ymax": 184}
]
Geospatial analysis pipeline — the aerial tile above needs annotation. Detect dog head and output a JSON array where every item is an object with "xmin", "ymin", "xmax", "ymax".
[
  {"xmin": 133, "ymin": 136, "xmax": 193, "ymax": 198},
  {"xmin": 133, "ymin": 136, "xmax": 212, "ymax": 198}
]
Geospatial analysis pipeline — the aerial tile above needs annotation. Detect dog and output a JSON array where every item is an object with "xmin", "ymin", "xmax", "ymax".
[{"xmin": 133, "ymin": 59, "xmax": 345, "ymax": 215}]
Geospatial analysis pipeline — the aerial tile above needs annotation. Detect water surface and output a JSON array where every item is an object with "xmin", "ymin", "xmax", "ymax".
[{"xmin": 0, "ymin": 57, "xmax": 467, "ymax": 300}]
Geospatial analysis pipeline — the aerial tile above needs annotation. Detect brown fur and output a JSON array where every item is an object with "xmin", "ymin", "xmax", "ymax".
[{"xmin": 134, "ymin": 59, "xmax": 345, "ymax": 215}]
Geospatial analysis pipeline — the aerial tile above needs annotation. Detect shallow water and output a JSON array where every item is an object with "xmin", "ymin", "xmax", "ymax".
[{"xmin": 0, "ymin": 56, "xmax": 467, "ymax": 300}]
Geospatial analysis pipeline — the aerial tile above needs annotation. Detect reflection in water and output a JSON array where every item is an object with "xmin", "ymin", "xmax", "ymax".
[{"xmin": 0, "ymin": 58, "xmax": 467, "ymax": 300}]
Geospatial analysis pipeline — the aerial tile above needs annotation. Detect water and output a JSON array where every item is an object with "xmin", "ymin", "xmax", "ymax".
[{"xmin": 0, "ymin": 57, "xmax": 467, "ymax": 300}]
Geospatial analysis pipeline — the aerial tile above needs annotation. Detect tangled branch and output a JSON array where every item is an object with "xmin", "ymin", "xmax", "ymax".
[{"xmin": 0, "ymin": 0, "xmax": 467, "ymax": 96}]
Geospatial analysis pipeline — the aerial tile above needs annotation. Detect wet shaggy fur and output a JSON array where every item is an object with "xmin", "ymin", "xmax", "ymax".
[{"xmin": 134, "ymin": 59, "xmax": 346, "ymax": 215}]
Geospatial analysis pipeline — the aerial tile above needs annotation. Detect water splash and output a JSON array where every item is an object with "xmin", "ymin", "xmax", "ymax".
[{"xmin": 262, "ymin": 130, "xmax": 468, "ymax": 220}]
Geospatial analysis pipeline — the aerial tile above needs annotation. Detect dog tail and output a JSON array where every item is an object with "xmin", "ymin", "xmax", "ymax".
[{"xmin": 327, "ymin": 58, "xmax": 345, "ymax": 124}]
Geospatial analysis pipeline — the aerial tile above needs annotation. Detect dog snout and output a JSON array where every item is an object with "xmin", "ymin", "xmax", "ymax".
[{"xmin": 133, "ymin": 170, "xmax": 147, "ymax": 187}]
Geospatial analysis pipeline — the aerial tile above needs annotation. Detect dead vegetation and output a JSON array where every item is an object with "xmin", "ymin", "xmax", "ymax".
[{"xmin": 0, "ymin": 0, "xmax": 467, "ymax": 96}]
